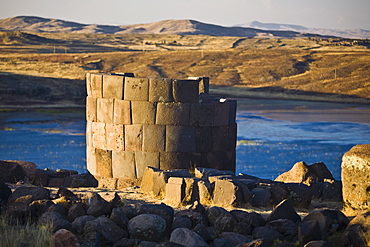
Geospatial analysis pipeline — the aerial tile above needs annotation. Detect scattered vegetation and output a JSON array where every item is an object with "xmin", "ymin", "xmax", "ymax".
[
  {"xmin": 0, "ymin": 31, "xmax": 369, "ymax": 106},
  {"xmin": 0, "ymin": 214, "xmax": 54, "ymax": 247}
]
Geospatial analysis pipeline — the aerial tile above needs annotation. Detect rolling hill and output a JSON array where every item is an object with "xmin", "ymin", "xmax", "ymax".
[
  {"xmin": 0, "ymin": 16, "xmax": 338, "ymax": 38},
  {"xmin": 238, "ymin": 21, "xmax": 370, "ymax": 39}
]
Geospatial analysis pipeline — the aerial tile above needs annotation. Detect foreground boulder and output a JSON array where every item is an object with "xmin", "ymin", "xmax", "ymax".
[
  {"xmin": 0, "ymin": 160, "xmax": 26, "ymax": 183},
  {"xmin": 170, "ymin": 228, "xmax": 208, "ymax": 247},
  {"xmin": 52, "ymin": 229, "xmax": 81, "ymax": 247},
  {"xmin": 341, "ymin": 144, "xmax": 370, "ymax": 212},
  {"xmin": 341, "ymin": 211, "xmax": 370, "ymax": 247},
  {"xmin": 275, "ymin": 161, "xmax": 334, "ymax": 186},
  {"xmin": 128, "ymin": 214, "xmax": 167, "ymax": 242}
]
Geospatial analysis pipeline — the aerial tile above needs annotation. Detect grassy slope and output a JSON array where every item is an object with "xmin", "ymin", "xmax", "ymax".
[{"xmin": 0, "ymin": 32, "xmax": 369, "ymax": 106}]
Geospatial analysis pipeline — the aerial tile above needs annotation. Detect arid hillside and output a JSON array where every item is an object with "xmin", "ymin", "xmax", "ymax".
[
  {"xmin": 0, "ymin": 31, "xmax": 369, "ymax": 107},
  {"xmin": 0, "ymin": 16, "xmax": 334, "ymax": 38}
]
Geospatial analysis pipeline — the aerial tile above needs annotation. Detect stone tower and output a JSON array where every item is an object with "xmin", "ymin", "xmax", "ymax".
[{"xmin": 85, "ymin": 73, "xmax": 237, "ymax": 188}]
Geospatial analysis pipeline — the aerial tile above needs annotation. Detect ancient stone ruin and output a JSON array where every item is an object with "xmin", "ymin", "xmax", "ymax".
[
  {"xmin": 85, "ymin": 73, "xmax": 237, "ymax": 188},
  {"xmin": 341, "ymin": 144, "xmax": 370, "ymax": 213}
]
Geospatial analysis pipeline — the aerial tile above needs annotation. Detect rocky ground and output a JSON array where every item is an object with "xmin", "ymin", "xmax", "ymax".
[{"xmin": 1, "ymin": 159, "xmax": 369, "ymax": 247}]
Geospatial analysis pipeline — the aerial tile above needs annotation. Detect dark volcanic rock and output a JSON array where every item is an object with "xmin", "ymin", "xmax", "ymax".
[
  {"xmin": 172, "ymin": 216, "xmax": 192, "ymax": 231},
  {"xmin": 45, "ymin": 203, "xmax": 67, "ymax": 217},
  {"xmin": 0, "ymin": 160, "xmax": 26, "ymax": 183},
  {"xmin": 52, "ymin": 228, "xmax": 80, "ymax": 247},
  {"xmin": 266, "ymin": 219, "xmax": 298, "ymax": 241},
  {"xmin": 39, "ymin": 211, "xmax": 71, "ymax": 233},
  {"xmin": 5, "ymin": 160, "xmax": 37, "ymax": 182},
  {"xmin": 84, "ymin": 215, "xmax": 127, "ymax": 244},
  {"xmin": 302, "ymin": 208, "xmax": 349, "ymax": 239},
  {"xmin": 137, "ymin": 203, "xmax": 174, "ymax": 232},
  {"xmin": 252, "ymin": 226, "xmax": 281, "ymax": 247},
  {"xmin": 170, "ymin": 228, "xmax": 208, "ymax": 247},
  {"xmin": 85, "ymin": 192, "xmax": 111, "ymax": 216},
  {"xmin": 303, "ymin": 241, "xmax": 333, "ymax": 247},
  {"xmin": 7, "ymin": 186, "xmax": 50, "ymax": 205},
  {"xmin": 71, "ymin": 215, "xmax": 95, "ymax": 234},
  {"xmin": 250, "ymin": 188, "xmax": 271, "ymax": 207},
  {"xmin": 217, "ymin": 232, "xmax": 253, "ymax": 246},
  {"xmin": 113, "ymin": 238, "xmax": 142, "ymax": 247},
  {"xmin": 29, "ymin": 199, "xmax": 54, "ymax": 217},
  {"xmin": 214, "ymin": 215, "xmax": 237, "ymax": 234},
  {"xmin": 175, "ymin": 209, "xmax": 208, "ymax": 227},
  {"xmin": 298, "ymin": 220, "xmax": 322, "ymax": 246},
  {"xmin": 67, "ymin": 203, "xmax": 86, "ymax": 222},
  {"xmin": 0, "ymin": 180, "xmax": 12, "ymax": 205},
  {"xmin": 283, "ymin": 183, "xmax": 313, "ymax": 208},
  {"xmin": 266, "ymin": 199, "xmax": 301, "ymax": 223},
  {"xmin": 192, "ymin": 223, "xmax": 211, "ymax": 242},
  {"xmin": 341, "ymin": 211, "xmax": 370, "ymax": 247},
  {"xmin": 110, "ymin": 207, "xmax": 129, "ymax": 230},
  {"xmin": 321, "ymin": 180, "xmax": 342, "ymax": 201},
  {"xmin": 207, "ymin": 206, "xmax": 232, "ymax": 226},
  {"xmin": 128, "ymin": 214, "xmax": 167, "ymax": 242}
]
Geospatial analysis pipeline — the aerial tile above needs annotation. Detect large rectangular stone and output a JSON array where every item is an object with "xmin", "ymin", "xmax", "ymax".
[
  {"xmin": 135, "ymin": 151, "xmax": 160, "ymax": 178},
  {"xmin": 160, "ymin": 152, "xmax": 201, "ymax": 171},
  {"xmin": 166, "ymin": 125, "xmax": 196, "ymax": 152},
  {"xmin": 86, "ymin": 146, "xmax": 97, "ymax": 175},
  {"xmin": 165, "ymin": 177, "xmax": 185, "ymax": 206},
  {"xmin": 91, "ymin": 122, "xmax": 106, "ymax": 149},
  {"xmin": 190, "ymin": 103, "xmax": 214, "ymax": 126},
  {"xmin": 188, "ymin": 77, "xmax": 209, "ymax": 94},
  {"xmin": 201, "ymin": 152, "xmax": 227, "ymax": 170},
  {"xmin": 90, "ymin": 73, "xmax": 103, "ymax": 98},
  {"xmin": 103, "ymin": 74, "xmax": 124, "ymax": 99},
  {"xmin": 213, "ymin": 178, "xmax": 249, "ymax": 207},
  {"xmin": 124, "ymin": 77, "xmax": 149, "ymax": 101},
  {"xmin": 86, "ymin": 73, "xmax": 92, "ymax": 96},
  {"xmin": 211, "ymin": 126, "xmax": 229, "ymax": 151},
  {"xmin": 195, "ymin": 126, "xmax": 212, "ymax": 152},
  {"xmin": 113, "ymin": 99, "xmax": 131, "ymax": 125},
  {"xmin": 228, "ymin": 100, "xmax": 237, "ymax": 125},
  {"xmin": 142, "ymin": 125, "xmax": 165, "ymax": 152},
  {"xmin": 112, "ymin": 150, "xmax": 136, "ymax": 179},
  {"xmin": 141, "ymin": 166, "xmax": 171, "ymax": 198},
  {"xmin": 156, "ymin": 102, "xmax": 190, "ymax": 125},
  {"xmin": 228, "ymin": 123, "xmax": 237, "ymax": 151},
  {"xmin": 225, "ymin": 150, "xmax": 236, "ymax": 173},
  {"xmin": 95, "ymin": 149, "xmax": 112, "ymax": 178},
  {"xmin": 131, "ymin": 101, "xmax": 156, "ymax": 124},
  {"xmin": 172, "ymin": 79, "xmax": 199, "ymax": 103},
  {"xmin": 106, "ymin": 124, "xmax": 124, "ymax": 151},
  {"xmin": 86, "ymin": 96, "xmax": 97, "ymax": 122},
  {"xmin": 197, "ymin": 179, "xmax": 213, "ymax": 205},
  {"xmin": 97, "ymin": 98, "xmax": 114, "ymax": 123},
  {"xmin": 95, "ymin": 176, "xmax": 118, "ymax": 189},
  {"xmin": 214, "ymin": 101, "xmax": 230, "ymax": 126},
  {"xmin": 149, "ymin": 78, "xmax": 173, "ymax": 102},
  {"xmin": 125, "ymin": 124, "xmax": 143, "ymax": 151},
  {"xmin": 86, "ymin": 121, "xmax": 93, "ymax": 147}
]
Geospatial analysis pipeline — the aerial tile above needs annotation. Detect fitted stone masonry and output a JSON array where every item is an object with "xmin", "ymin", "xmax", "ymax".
[{"xmin": 86, "ymin": 73, "xmax": 237, "ymax": 188}]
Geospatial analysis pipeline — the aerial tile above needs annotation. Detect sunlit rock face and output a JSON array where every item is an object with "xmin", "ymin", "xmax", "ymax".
[{"xmin": 341, "ymin": 144, "xmax": 370, "ymax": 212}]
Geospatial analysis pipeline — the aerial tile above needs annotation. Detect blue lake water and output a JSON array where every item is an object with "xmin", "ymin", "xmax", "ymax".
[{"xmin": 0, "ymin": 99, "xmax": 369, "ymax": 180}]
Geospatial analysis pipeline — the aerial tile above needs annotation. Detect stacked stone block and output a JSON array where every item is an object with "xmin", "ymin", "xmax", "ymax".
[{"xmin": 86, "ymin": 73, "xmax": 237, "ymax": 187}]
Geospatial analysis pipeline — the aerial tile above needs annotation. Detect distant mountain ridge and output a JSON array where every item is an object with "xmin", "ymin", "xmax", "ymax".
[
  {"xmin": 0, "ymin": 16, "xmax": 368, "ymax": 39},
  {"xmin": 237, "ymin": 21, "xmax": 370, "ymax": 39}
]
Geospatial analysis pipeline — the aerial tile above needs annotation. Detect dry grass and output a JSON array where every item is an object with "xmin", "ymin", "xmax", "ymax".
[
  {"xmin": 0, "ymin": 214, "xmax": 54, "ymax": 247},
  {"xmin": 0, "ymin": 32, "xmax": 369, "ymax": 106}
]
